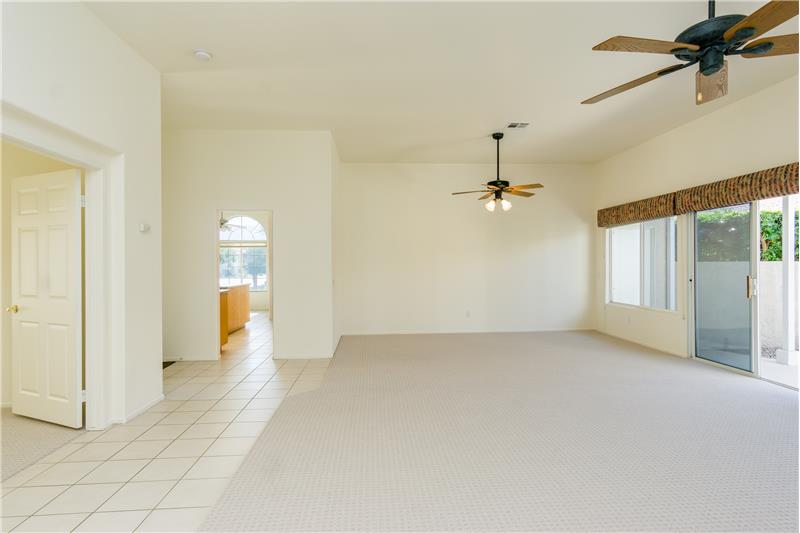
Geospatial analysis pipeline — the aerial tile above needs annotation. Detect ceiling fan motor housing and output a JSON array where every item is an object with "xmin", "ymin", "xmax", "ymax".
[
  {"xmin": 672, "ymin": 14, "xmax": 755, "ymax": 76},
  {"xmin": 487, "ymin": 180, "xmax": 510, "ymax": 199}
]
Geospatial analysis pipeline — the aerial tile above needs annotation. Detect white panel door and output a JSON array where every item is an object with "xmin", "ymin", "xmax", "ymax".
[{"xmin": 10, "ymin": 169, "xmax": 82, "ymax": 428}]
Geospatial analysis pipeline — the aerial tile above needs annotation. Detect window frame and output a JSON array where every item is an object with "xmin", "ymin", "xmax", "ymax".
[
  {"xmin": 218, "ymin": 216, "xmax": 269, "ymax": 292},
  {"xmin": 606, "ymin": 216, "xmax": 678, "ymax": 312}
]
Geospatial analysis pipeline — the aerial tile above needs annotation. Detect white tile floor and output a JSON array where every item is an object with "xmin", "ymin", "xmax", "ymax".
[{"xmin": 1, "ymin": 312, "xmax": 329, "ymax": 532}]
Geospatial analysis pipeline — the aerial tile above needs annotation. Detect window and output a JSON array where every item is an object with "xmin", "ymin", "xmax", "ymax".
[
  {"xmin": 609, "ymin": 223, "xmax": 641, "ymax": 305},
  {"xmin": 219, "ymin": 216, "xmax": 268, "ymax": 291},
  {"xmin": 608, "ymin": 216, "xmax": 676, "ymax": 310}
]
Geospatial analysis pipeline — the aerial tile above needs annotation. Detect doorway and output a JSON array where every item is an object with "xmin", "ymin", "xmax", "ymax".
[
  {"xmin": 217, "ymin": 210, "xmax": 273, "ymax": 354},
  {"xmin": 692, "ymin": 197, "xmax": 799, "ymax": 388},
  {"xmin": 3, "ymin": 103, "xmax": 125, "ymax": 431},
  {"xmin": 1, "ymin": 141, "xmax": 85, "ymax": 428}
]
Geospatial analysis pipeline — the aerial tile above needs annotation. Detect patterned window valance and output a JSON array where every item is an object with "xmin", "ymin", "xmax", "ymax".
[
  {"xmin": 597, "ymin": 193, "xmax": 675, "ymax": 228},
  {"xmin": 596, "ymin": 162, "xmax": 798, "ymax": 227},
  {"xmin": 674, "ymin": 162, "xmax": 798, "ymax": 214}
]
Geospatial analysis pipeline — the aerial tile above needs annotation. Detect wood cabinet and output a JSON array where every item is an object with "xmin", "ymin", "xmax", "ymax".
[
  {"xmin": 219, "ymin": 284, "xmax": 250, "ymax": 348},
  {"xmin": 219, "ymin": 290, "xmax": 229, "ymax": 349}
]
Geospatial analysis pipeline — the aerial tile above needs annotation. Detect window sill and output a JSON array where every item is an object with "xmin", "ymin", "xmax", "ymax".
[{"xmin": 605, "ymin": 302, "xmax": 681, "ymax": 316}]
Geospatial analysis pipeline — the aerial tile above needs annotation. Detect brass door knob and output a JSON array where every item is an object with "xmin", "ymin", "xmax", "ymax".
[{"xmin": 5, "ymin": 305, "xmax": 19, "ymax": 313}]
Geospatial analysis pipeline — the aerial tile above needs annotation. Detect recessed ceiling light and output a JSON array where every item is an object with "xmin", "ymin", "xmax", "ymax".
[{"xmin": 193, "ymin": 49, "xmax": 213, "ymax": 61}]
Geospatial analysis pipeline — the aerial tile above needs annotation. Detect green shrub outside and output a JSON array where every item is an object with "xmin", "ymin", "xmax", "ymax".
[{"xmin": 696, "ymin": 208, "xmax": 799, "ymax": 261}]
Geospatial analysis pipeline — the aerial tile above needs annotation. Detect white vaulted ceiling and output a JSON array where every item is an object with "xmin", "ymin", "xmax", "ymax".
[{"xmin": 87, "ymin": 1, "xmax": 798, "ymax": 163}]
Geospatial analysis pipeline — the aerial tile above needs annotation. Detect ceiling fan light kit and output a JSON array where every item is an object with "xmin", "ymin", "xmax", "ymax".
[
  {"xmin": 582, "ymin": 0, "xmax": 798, "ymax": 105},
  {"xmin": 696, "ymin": 60, "xmax": 728, "ymax": 103},
  {"xmin": 452, "ymin": 132, "xmax": 543, "ymax": 212}
]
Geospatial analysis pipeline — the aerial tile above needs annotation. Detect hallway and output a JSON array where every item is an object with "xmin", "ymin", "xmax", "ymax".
[{"xmin": 1, "ymin": 313, "xmax": 329, "ymax": 532}]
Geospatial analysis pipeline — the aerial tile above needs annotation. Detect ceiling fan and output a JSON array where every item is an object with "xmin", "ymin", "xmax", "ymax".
[
  {"xmin": 582, "ymin": 0, "xmax": 798, "ymax": 105},
  {"xmin": 451, "ymin": 132, "xmax": 543, "ymax": 212}
]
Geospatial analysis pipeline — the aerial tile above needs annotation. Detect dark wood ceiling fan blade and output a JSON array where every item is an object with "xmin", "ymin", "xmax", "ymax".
[
  {"xmin": 592, "ymin": 36, "xmax": 700, "ymax": 54},
  {"xmin": 696, "ymin": 61, "xmax": 728, "ymax": 105},
  {"xmin": 723, "ymin": 0, "xmax": 799, "ymax": 42},
  {"xmin": 581, "ymin": 63, "xmax": 690, "ymax": 104},
  {"xmin": 741, "ymin": 33, "xmax": 799, "ymax": 57},
  {"xmin": 452, "ymin": 190, "xmax": 491, "ymax": 195},
  {"xmin": 504, "ymin": 189, "xmax": 534, "ymax": 198},
  {"xmin": 507, "ymin": 183, "xmax": 543, "ymax": 190},
  {"xmin": 478, "ymin": 192, "xmax": 494, "ymax": 200}
]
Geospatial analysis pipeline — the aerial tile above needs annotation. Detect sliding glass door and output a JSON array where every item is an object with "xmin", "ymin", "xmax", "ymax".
[
  {"xmin": 757, "ymin": 194, "xmax": 798, "ymax": 387},
  {"xmin": 694, "ymin": 204, "xmax": 754, "ymax": 371}
]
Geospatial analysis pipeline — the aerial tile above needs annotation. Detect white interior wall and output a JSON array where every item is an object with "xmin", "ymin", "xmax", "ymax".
[
  {"xmin": 334, "ymin": 163, "xmax": 596, "ymax": 335},
  {"xmin": 593, "ymin": 76, "xmax": 799, "ymax": 356},
  {"xmin": 163, "ymin": 129, "xmax": 335, "ymax": 360},
  {"xmin": 0, "ymin": 142, "xmax": 77, "ymax": 406},
  {"xmin": 2, "ymin": 2, "xmax": 162, "ymax": 419}
]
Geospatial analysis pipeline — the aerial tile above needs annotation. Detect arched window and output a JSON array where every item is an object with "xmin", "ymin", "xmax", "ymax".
[
  {"xmin": 219, "ymin": 215, "xmax": 268, "ymax": 291},
  {"xmin": 219, "ymin": 215, "xmax": 266, "ymax": 242}
]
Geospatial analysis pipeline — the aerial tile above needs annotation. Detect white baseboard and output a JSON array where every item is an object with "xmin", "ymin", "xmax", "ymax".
[
  {"xmin": 339, "ymin": 327, "xmax": 593, "ymax": 337},
  {"xmin": 274, "ymin": 354, "xmax": 333, "ymax": 360},
  {"xmin": 163, "ymin": 358, "xmax": 218, "ymax": 362},
  {"xmin": 163, "ymin": 355, "xmax": 219, "ymax": 362},
  {"xmin": 595, "ymin": 327, "xmax": 687, "ymax": 358},
  {"xmin": 118, "ymin": 394, "xmax": 165, "ymax": 424}
]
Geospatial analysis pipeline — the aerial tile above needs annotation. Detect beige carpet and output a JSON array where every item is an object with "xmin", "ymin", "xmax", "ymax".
[
  {"xmin": 204, "ymin": 331, "xmax": 798, "ymax": 532},
  {"xmin": 1, "ymin": 408, "xmax": 82, "ymax": 481}
]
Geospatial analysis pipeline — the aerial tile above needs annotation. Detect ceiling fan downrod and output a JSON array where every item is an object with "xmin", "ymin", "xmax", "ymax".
[
  {"xmin": 488, "ymin": 132, "xmax": 510, "ymax": 190},
  {"xmin": 493, "ymin": 132, "xmax": 503, "ymax": 181},
  {"xmin": 708, "ymin": 0, "xmax": 715, "ymax": 19}
]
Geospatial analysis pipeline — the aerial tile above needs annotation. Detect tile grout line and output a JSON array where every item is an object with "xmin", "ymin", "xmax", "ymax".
[{"xmin": 4, "ymin": 314, "xmax": 329, "ymax": 532}]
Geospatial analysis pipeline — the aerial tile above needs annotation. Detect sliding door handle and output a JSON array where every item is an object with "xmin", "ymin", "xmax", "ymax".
[{"xmin": 746, "ymin": 275, "xmax": 754, "ymax": 299}]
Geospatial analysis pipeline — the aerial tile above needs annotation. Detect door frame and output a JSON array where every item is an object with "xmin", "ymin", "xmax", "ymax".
[
  {"xmin": 3, "ymin": 103, "xmax": 125, "ymax": 429},
  {"xmin": 750, "ymin": 202, "xmax": 761, "ymax": 377},
  {"xmin": 753, "ymin": 195, "xmax": 798, "ymax": 389},
  {"xmin": 214, "ymin": 208, "xmax": 274, "ymax": 356},
  {"xmin": 687, "ymin": 202, "xmax": 760, "ymax": 376}
]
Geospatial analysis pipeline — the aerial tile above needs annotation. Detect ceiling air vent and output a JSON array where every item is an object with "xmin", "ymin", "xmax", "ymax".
[{"xmin": 506, "ymin": 122, "xmax": 529, "ymax": 129}]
